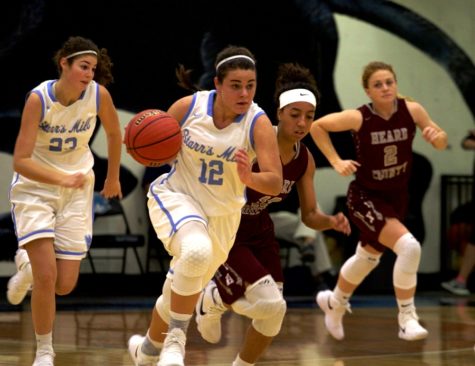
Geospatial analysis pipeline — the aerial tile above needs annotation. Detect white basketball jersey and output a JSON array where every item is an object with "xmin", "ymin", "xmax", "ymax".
[
  {"xmin": 165, "ymin": 90, "xmax": 264, "ymax": 216},
  {"xmin": 29, "ymin": 80, "xmax": 98, "ymax": 174}
]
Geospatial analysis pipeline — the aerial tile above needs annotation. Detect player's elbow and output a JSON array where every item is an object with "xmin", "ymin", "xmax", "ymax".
[
  {"xmin": 12, "ymin": 156, "xmax": 30, "ymax": 175},
  {"xmin": 267, "ymin": 185, "xmax": 282, "ymax": 197},
  {"xmin": 301, "ymin": 212, "xmax": 314, "ymax": 229}
]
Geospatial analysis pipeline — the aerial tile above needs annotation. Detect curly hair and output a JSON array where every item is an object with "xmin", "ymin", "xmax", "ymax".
[{"xmin": 53, "ymin": 36, "xmax": 114, "ymax": 86}]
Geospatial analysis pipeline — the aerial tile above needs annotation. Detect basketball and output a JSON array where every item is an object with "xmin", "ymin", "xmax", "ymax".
[{"xmin": 124, "ymin": 109, "xmax": 182, "ymax": 167}]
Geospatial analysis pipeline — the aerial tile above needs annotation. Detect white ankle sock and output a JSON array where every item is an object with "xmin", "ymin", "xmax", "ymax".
[
  {"xmin": 333, "ymin": 287, "xmax": 351, "ymax": 305},
  {"xmin": 35, "ymin": 332, "xmax": 53, "ymax": 352},
  {"xmin": 141, "ymin": 331, "xmax": 161, "ymax": 356},
  {"xmin": 397, "ymin": 297, "xmax": 414, "ymax": 313},
  {"xmin": 145, "ymin": 330, "xmax": 163, "ymax": 349},
  {"xmin": 169, "ymin": 311, "xmax": 192, "ymax": 334}
]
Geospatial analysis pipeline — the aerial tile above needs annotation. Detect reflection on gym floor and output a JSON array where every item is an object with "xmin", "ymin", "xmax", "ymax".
[{"xmin": 0, "ymin": 293, "xmax": 474, "ymax": 365}]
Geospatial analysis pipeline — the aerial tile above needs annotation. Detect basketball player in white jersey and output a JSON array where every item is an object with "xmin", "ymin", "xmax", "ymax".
[
  {"xmin": 8, "ymin": 36, "xmax": 122, "ymax": 365},
  {"xmin": 128, "ymin": 46, "xmax": 282, "ymax": 366}
]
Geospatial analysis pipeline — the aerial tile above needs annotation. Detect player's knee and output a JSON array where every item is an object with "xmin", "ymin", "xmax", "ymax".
[
  {"xmin": 341, "ymin": 243, "xmax": 381, "ymax": 285},
  {"xmin": 155, "ymin": 279, "xmax": 172, "ymax": 324},
  {"xmin": 231, "ymin": 275, "xmax": 285, "ymax": 319},
  {"xmin": 252, "ymin": 300, "xmax": 287, "ymax": 337},
  {"xmin": 155, "ymin": 295, "xmax": 171, "ymax": 324},
  {"xmin": 56, "ymin": 282, "xmax": 76, "ymax": 296},
  {"xmin": 55, "ymin": 271, "xmax": 79, "ymax": 295},
  {"xmin": 175, "ymin": 235, "xmax": 213, "ymax": 278},
  {"xmin": 171, "ymin": 272, "xmax": 203, "ymax": 296},
  {"xmin": 393, "ymin": 233, "xmax": 421, "ymax": 289},
  {"xmin": 393, "ymin": 233, "xmax": 421, "ymax": 274}
]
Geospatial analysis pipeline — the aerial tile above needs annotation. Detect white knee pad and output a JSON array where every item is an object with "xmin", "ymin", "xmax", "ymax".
[
  {"xmin": 252, "ymin": 300, "xmax": 286, "ymax": 337},
  {"xmin": 392, "ymin": 233, "xmax": 421, "ymax": 290},
  {"xmin": 155, "ymin": 278, "xmax": 172, "ymax": 324},
  {"xmin": 231, "ymin": 275, "xmax": 284, "ymax": 319},
  {"xmin": 172, "ymin": 228, "xmax": 213, "ymax": 277},
  {"xmin": 231, "ymin": 275, "xmax": 287, "ymax": 336},
  {"xmin": 171, "ymin": 222, "xmax": 213, "ymax": 295},
  {"xmin": 340, "ymin": 243, "xmax": 381, "ymax": 285}
]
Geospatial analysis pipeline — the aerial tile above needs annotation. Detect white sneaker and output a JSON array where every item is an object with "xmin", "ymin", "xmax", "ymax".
[
  {"xmin": 398, "ymin": 308, "xmax": 428, "ymax": 341},
  {"xmin": 158, "ymin": 328, "xmax": 186, "ymax": 366},
  {"xmin": 195, "ymin": 280, "xmax": 227, "ymax": 343},
  {"xmin": 32, "ymin": 348, "xmax": 55, "ymax": 366},
  {"xmin": 128, "ymin": 334, "xmax": 160, "ymax": 366},
  {"xmin": 316, "ymin": 290, "xmax": 351, "ymax": 340},
  {"xmin": 7, "ymin": 250, "xmax": 33, "ymax": 305}
]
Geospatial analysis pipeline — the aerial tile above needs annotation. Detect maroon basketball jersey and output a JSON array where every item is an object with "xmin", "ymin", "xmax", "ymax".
[
  {"xmin": 354, "ymin": 98, "xmax": 416, "ymax": 191},
  {"xmin": 235, "ymin": 142, "xmax": 309, "ymax": 243}
]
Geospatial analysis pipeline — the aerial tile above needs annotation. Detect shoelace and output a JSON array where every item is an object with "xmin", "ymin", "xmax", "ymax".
[
  {"xmin": 332, "ymin": 298, "xmax": 352, "ymax": 314},
  {"xmin": 399, "ymin": 304, "xmax": 422, "ymax": 325},
  {"xmin": 401, "ymin": 310, "xmax": 419, "ymax": 321},
  {"xmin": 342, "ymin": 302, "xmax": 352, "ymax": 314},
  {"xmin": 207, "ymin": 302, "xmax": 227, "ymax": 315},
  {"xmin": 162, "ymin": 331, "xmax": 186, "ymax": 348}
]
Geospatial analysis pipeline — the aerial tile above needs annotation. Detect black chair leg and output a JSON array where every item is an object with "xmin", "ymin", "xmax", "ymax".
[
  {"xmin": 87, "ymin": 252, "xmax": 97, "ymax": 274},
  {"xmin": 121, "ymin": 249, "xmax": 127, "ymax": 274},
  {"xmin": 133, "ymin": 247, "xmax": 145, "ymax": 274}
]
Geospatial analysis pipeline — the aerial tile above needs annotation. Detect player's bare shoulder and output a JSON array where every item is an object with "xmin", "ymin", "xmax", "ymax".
[
  {"xmin": 343, "ymin": 108, "xmax": 364, "ymax": 131},
  {"xmin": 404, "ymin": 99, "xmax": 428, "ymax": 123},
  {"xmin": 168, "ymin": 95, "xmax": 194, "ymax": 122}
]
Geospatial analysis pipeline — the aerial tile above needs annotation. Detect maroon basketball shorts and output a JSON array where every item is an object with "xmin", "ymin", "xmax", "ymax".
[
  {"xmin": 347, "ymin": 181, "xmax": 408, "ymax": 253},
  {"xmin": 214, "ymin": 236, "xmax": 283, "ymax": 305}
]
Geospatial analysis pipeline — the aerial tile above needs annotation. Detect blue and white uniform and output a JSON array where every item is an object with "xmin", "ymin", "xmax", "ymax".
[
  {"xmin": 148, "ymin": 89, "xmax": 264, "ymax": 283},
  {"xmin": 10, "ymin": 80, "xmax": 98, "ymax": 259}
]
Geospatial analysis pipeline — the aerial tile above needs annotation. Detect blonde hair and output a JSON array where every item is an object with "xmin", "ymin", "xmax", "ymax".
[{"xmin": 361, "ymin": 61, "xmax": 396, "ymax": 89}]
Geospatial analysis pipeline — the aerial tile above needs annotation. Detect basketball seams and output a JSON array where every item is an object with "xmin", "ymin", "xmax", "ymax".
[
  {"xmin": 132, "ymin": 121, "xmax": 181, "ymax": 149},
  {"xmin": 124, "ymin": 109, "xmax": 182, "ymax": 166},
  {"xmin": 133, "ymin": 135, "xmax": 182, "ymax": 160}
]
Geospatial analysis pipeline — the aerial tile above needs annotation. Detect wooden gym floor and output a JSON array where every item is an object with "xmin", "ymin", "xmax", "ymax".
[{"xmin": 0, "ymin": 292, "xmax": 474, "ymax": 365}]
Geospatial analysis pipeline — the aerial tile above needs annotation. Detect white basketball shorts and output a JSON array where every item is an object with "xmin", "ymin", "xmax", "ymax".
[{"xmin": 10, "ymin": 170, "xmax": 94, "ymax": 260}]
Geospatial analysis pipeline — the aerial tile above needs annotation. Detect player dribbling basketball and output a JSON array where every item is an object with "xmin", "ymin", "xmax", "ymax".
[{"xmin": 127, "ymin": 45, "xmax": 283, "ymax": 366}]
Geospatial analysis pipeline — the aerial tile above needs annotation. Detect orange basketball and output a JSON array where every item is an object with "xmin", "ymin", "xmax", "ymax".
[{"xmin": 124, "ymin": 109, "xmax": 182, "ymax": 167}]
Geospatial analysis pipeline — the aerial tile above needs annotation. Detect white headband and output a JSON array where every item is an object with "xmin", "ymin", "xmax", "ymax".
[
  {"xmin": 279, "ymin": 88, "xmax": 317, "ymax": 109},
  {"xmin": 65, "ymin": 50, "xmax": 98, "ymax": 59},
  {"xmin": 216, "ymin": 55, "xmax": 255, "ymax": 71}
]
